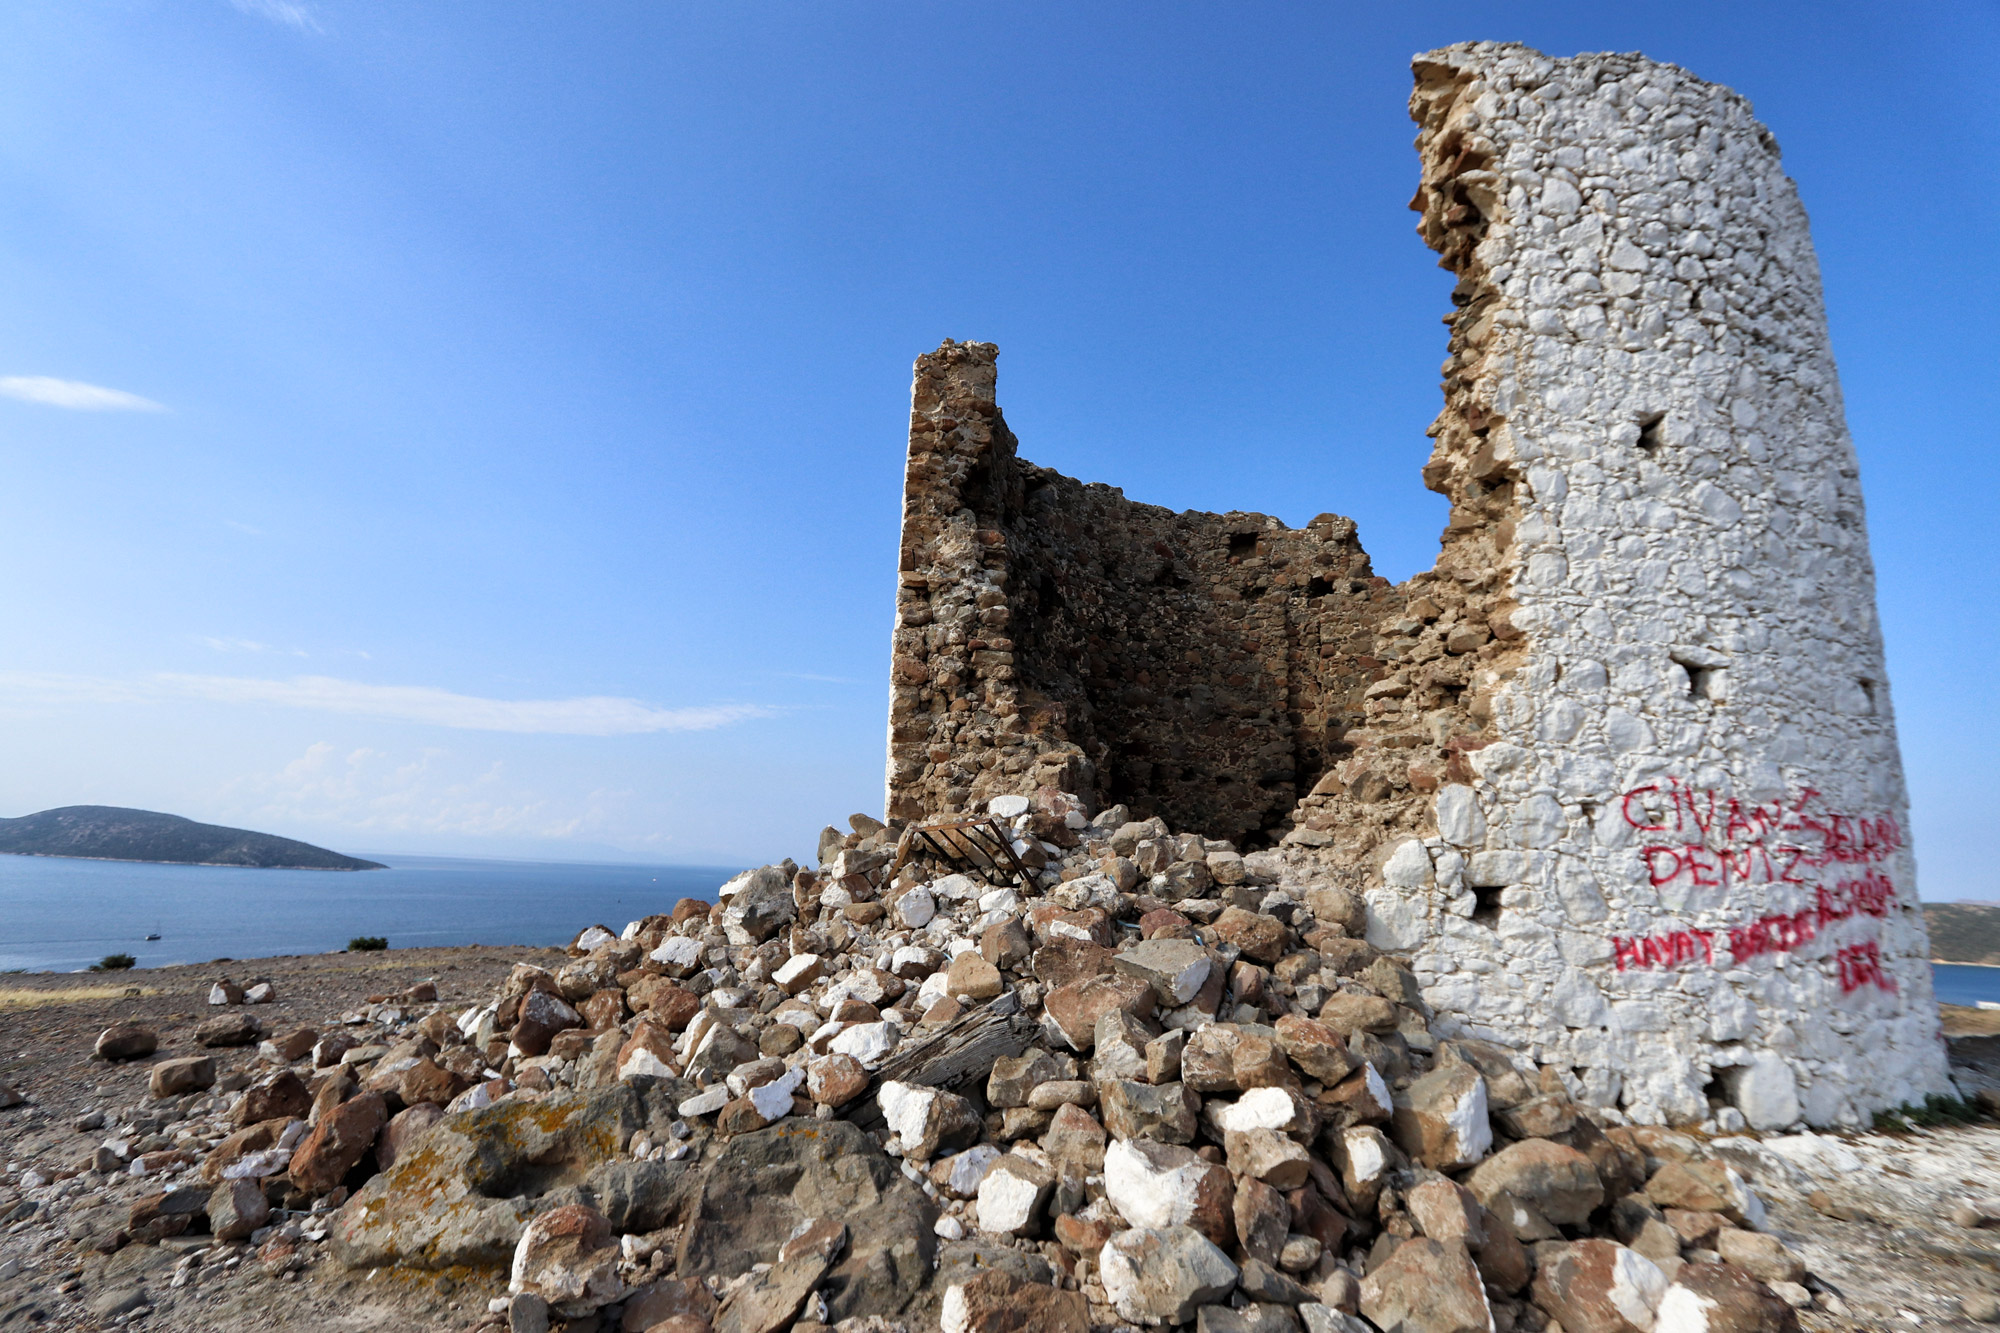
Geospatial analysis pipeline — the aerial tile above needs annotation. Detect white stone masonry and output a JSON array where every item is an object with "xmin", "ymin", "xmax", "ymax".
[{"xmin": 1377, "ymin": 42, "xmax": 1951, "ymax": 1127}]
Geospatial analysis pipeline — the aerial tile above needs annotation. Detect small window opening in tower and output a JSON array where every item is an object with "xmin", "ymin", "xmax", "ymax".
[
  {"xmin": 1636, "ymin": 411, "xmax": 1666, "ymax": 450},
  {"xmin": 1672, "ymin": 654, "xmax": 1727, "ymax": 703},
  {"xmin": 1859, "ymin": 679, "xmax": 1878, "ymax": 714}
]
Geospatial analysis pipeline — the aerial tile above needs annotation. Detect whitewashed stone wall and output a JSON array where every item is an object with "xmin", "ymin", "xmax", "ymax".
[{"xmin": 1371, "ymin": 43, "xmax": 1950, "ymax": 1127}]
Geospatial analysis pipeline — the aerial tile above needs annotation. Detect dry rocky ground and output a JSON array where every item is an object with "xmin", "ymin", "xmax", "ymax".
[{"xmin": 0, "ymin": 811, "xmax": 1995, "ymax": 1333}]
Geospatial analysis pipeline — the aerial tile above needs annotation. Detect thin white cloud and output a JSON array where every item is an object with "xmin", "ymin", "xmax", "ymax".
[
  {"xmin": 218, "ymin": 743, "xmax": 615, "ymax": 840},
  {"xmin": 230, "ymin": 0, "xmax": 322, "ymax": 32},
  {"xmin": 0, "ymin": 670, "xmax": 771, "ymax": 737},
  {"xmin": 197, "ymin": 637, "xmax": 308, "ymax": 657},
  {"xmin": 0, "ymin": 376, "xmax": 166, "ymax": 413}
]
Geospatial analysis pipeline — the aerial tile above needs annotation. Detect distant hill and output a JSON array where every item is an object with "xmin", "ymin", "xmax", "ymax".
[
  {"xmin": 1926, "ymin": 902, "xmax": 2000, "ymax": 966},
  {"xmin": 0, "ymin": 806, "xmax": 385, "ymax": 871}
]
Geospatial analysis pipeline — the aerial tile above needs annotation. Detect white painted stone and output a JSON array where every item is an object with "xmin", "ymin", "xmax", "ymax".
[
  {"xmin": 1213, "ymin": 1086, "xmax": 1303, "ymax": 1136},
  {"xmin": 677, "ymin": 1087, "xmax": 729, "ymax": 1118},
  {"xmin": 773, "ymin": 953, "xmax": 823, "ymax": 994},
  {"xmin": 829, "ymin": 1021, "xmax": 900, "ymax": 1069},
  {"xmin": 574, "ymin": 926, "xmax": 617, "ymax": 953},
  {"xmin": 987, "ymin": 794, "xmax": 1031, "ymax": 819},
  {"xmin": 1103, "ymin": 1140, "xmax": 1213, "ymax": 1231},
  {"xmin": 1099, "ymin": 1227, "xmax": 1239, "ymax": 1326},
  {"xmin": 1653, "ymin": 1285, "xmax": 1716, "ymax": 1333},
  {"xmin": 1364, "ymin": 890, "xmax": 1426, "ymax": 952},
  {"xmin": 1607, "ymin": 1247, "xmax": 1669, "ymax": 1328},
  {"xmin": 747, "ymin": 1067, "xmax": 804, "ymax": 1121},
  {"xmin": 1435, "ymin": 785, "xmax": 1487, "ymax": 847},
  {"xmin": 649, "ymin": 937, "xmax": 702, "ymax": 973},
  {"xmin": 976, "ymin": 1158, "xmax": 1049, "ymax": 1235},
  {"xmin": 894, "ymin": 889, "xmax": 936, "ymax": 929},
  {"xmin": 1726, "ymin": 1054, "xmax": 1801, "ymax": 1131},
  {"xmin": 940, "ymin": 1143, "xmax": 1003, "ymax": 1198},
  {"xmin": 619, "ymin": 1048, "xmax": 676, "ymax": 1082},
  {"xmin": 1382, "ymin": 840, "xmax": 1434, "ymax": 889}
]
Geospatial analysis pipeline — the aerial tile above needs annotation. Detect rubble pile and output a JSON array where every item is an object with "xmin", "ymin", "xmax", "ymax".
[{"xmin": 35, "ymin": 794, "xmax": 1831, "ymax": 1333}]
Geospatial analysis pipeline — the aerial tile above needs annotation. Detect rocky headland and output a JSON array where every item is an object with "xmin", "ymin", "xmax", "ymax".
[{"xmin": 0, "ymin": 806, "xmax": 385, "ymax": 871}]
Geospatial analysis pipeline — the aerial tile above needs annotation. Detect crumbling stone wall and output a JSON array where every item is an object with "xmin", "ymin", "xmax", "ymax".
[
  {"xmin": 885, "ymin": 342, "xmax": 1400, "ymax": 845},
  {"xmin": 1319, "ymin": 41, "xmax": 1951, "ymax": 1129},
  {"xmin": 885, "ymin": 41, "xmax": 1950, "ymax": 1128}
]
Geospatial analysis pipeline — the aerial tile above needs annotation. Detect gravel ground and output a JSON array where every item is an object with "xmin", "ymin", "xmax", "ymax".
[{"xmin": 1, "ymin": 960, "xmax": 1997, "ymax": 1332}]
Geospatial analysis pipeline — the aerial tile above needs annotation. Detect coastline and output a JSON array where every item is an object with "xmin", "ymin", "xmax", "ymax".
[{"xmin": 0, "ymin": 850, "xmax": 379, "ymax": 872}]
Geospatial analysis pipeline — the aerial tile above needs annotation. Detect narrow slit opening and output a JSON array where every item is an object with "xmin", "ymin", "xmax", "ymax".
[{"xmin": 1636, "ymin": 411, "xmax": 1666, "ymax": 450}]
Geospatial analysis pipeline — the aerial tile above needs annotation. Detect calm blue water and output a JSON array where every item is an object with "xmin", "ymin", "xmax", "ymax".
[
  {"xmin": 1934, "ymin": 963, "xmax": 2000, "ymax": 1008},
  {"xmin": 0, "ymin": 852, "xmax": 738, "ymax": 973}
]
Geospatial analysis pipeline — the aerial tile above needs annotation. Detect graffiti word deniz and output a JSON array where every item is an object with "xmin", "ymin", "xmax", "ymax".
[
  {"xmin": 1608, "ymin": 780, "xmax": 1901, "ymax": 993},
  {"xmin": 1623, "ymin": 778, "xmax": 1901, "ymax": 892}
]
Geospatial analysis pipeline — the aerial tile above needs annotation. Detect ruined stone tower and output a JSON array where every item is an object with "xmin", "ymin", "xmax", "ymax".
[{"xmin": 885, "ymin": 42, "xmax": 1950, "ymax": 1127}]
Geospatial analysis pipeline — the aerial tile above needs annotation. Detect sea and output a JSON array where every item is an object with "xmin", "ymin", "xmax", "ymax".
[
  {"xmin": 1933, "ymin": 962, "xmax": 2000, "ymax": 1008},
  {"xmin": 10, "ymin": 853, "xmax": 2000, "ymax": 1006},
  {"xmin": 0, "ymin": 852, "xmax": 739, "ymax": 974}
]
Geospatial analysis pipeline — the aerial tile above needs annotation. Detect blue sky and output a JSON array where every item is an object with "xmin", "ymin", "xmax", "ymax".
[{"xmin": 1, "ymin": 2, "xmax": 1993, "ymax": 896}]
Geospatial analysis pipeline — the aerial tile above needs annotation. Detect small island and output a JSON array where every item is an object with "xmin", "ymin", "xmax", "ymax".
[{"xmin": 0, "ymin": 805, "xmax": 385, "ymax": 871}]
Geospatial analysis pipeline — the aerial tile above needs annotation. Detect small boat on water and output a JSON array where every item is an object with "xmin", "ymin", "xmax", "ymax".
[{"xmin": 144, "ymin": 933, "xmax": 161, "ymax": 941}]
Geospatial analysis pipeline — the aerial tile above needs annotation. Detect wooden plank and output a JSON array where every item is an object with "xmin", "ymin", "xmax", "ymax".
[{"xmin": 844, "ymin": 999, "xmax": 1041, "ymax": 1131}]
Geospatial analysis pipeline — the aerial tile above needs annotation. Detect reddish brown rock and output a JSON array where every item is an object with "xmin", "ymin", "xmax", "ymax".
[
  {"xmin": 289, "ymin": 1090, "xmax": 388, "ymax": 1195},
  {"xmin": 1234, "ymin": 1175, "xmax": 1292, "ymax": 1267},
  {"xmin": 513, "ymin": 1203, "xmax": 624, "ymax": 1316},
  {"xmin": 376, "ymin": 1102, "xmax": 445, "ymax": 1170},
  {"xmin": 1467, "ymin": 1138, "xmax": 1605, "ymax": 1239},
  {"xmin": 1181, "ymin": 1024, "xmax": 1292, "ymax": 1093},
  {"xmin": 1032, "ymin": 938, "xmax": 1114, "ymax": 989},
  {"xmin": 201, "ymin": 1118, "xmax": 290, "ymax": 1183},
  {"xmin": 628, "ymin": 976, "xmax": 701, "ymax": 1031},
  {"xmin": 1391, "ymin": 1065, "xmax": 1491, "ymax": 1170},
  {"xmin": 1316, "ymin": 992, "xmax": 1399, "ymax": 1039},
  {"xmin": 512, "ymin": 989, "xmax": 583, "ymax": 1057},
  {"xmin": 981, "ymin": 919, "xmax": 1034, "ymax": 970},
  {"xmin": 1656, "ymin": 1262, "xmax": 1801, "ymax": 1333},
  {"xmin": 266, "ymin": 1027, "xmax": 319, "ymax": 1062},
  {"xmin": 1318, "ymin": 1063, "xmax": 1394, "ymax": 1126},
  {"xmin": 1041, "ymin": 1102, "xmax": 1108, "ymax": 1172},
  {"xmin": 94, "ymin": 1023, "xmax": 158, "ymax": 1061},
  {"xmin": 1358, "ymin": 1237, "xmax": 1492, "ymax": 1333},
  {"xmin": 1407, "ymin": 1177, "xmax": 1488, "ymax": 1249},
  {"xmin": 1273, "ymin": 1013, "xmax": 1359, "ymax": 1085},
  {"xmin": 399, "ymin": 1058, "xmax": 470, "ymax": 1107},
  {"xmin": 806, "ymin": 1054, "xmax": 868, "ymax": 1108},
  {"xmin": 944, "ymin": 1268, "xmax": 1090, "ymax": 1333},
  {"xmin": 234, "ymin": 1070, "xmax": 312, "ymax": 1127},
  {"xmin": 1210, "ymin": 907, "xmax": 1291, "ymax": 963},
  {"xmin": 1645, "ymin": 1161, "xmax": 1762, "ymax": 1225},
  {"xmin": 622, "ymin": 1277, "xmax": 718, "ymax": 1333},
  {"xmin": 149, "ymin": 1056, "xmax": 215, "ymax": 1098},
  {"xmin": 1043, "ymin": 972, "xmax": 1155, "ymax": 1051},
  {"xmin": 1532, "ymin": 1239, "xmax": 1670, "ymax": 1333},
  {"xmin": 195, "ymin": 1011, "xmax": 262, "ymax": 1048},
  {"xmin": 617, "ymin": 1020, "xmax": 682, "ymax": 1081},
  {"xmin": 581, "ymin": 988, "xmax": 628, "ymax": 1030},
  {"xmin": 1053, "ymin": 1211, "xmax": 1117, "ymax": 1255}
]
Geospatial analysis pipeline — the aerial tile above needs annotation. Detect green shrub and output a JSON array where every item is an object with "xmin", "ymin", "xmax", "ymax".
[
  {"xmin": 1872, "ymin": 1093, "xmax": 1985, "ymax": 1131},
  {"xmin": 347, "ymin": 936, "xmax": 389, "ymax": 952},
  {"xmin": 91, "ymin": 953, "xmax": 137, "ymax": 972}
]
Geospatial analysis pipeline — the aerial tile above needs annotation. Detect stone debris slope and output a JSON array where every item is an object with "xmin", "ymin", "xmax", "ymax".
[{"xmin": 0, "ymin": 795, "xmax": 1871, "ymax": 1333}]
